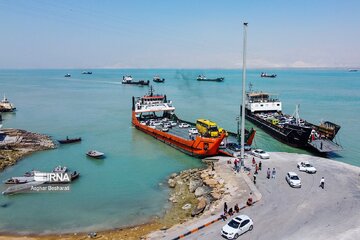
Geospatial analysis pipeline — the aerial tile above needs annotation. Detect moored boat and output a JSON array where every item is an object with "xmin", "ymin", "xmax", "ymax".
[
  {"xmin": 132, "ymin": 86, "xmax": 255, "ymax": 158},
  {"xmin": 0, "ymin": 95, "xmax": 16, "ymax": 112},
  {"xmin": 58, "ymin": 137, "xmax": 82, "ymax": 144},
  {"xmin": 244, "ymin": 84, "xmax": 342, "ymax": 153},
  {"xmin": 260, "ymin": 72, "xmax": 277, "ymax": 78},
  {"xmin": 64, "ymin": 74, "xmax": 71, "ymax": 77},
  {"xmin": 196, "ymin": 75, "xmax": 224, "ymax": 82},
  {"xmin": 82, "ymin": 71, "xmax": 92, "ymax": 74},
  {"xmin": 3, "ymin": 176, "xmax": 35, "ymax": 184},
  {"xmin": 86, "ymin": 150, "xmax": 105, "ymax": 159}
]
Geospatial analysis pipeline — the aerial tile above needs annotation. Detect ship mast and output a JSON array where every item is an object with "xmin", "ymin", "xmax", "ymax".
[{"xmin": 240, "ymin": 22, "xmax": 248, "ymax": 163}]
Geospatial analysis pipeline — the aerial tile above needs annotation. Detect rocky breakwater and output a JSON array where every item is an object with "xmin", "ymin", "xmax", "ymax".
[
  {"xmin": 165, "ymin": 163, "xmax": 225, "ymax": 225},
  {"xmin": 0, "ymin": 128, "xmax": 55, "ymax": 171}
]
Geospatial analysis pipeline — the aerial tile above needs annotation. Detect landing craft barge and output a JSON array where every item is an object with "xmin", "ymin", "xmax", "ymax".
[
  {"xmin": 244, "ymin": 86, "xmax": 342, "ymax": 153},
  {"xmin": 122, "ymin": 75, "xmax": 150, "ymax": 86},
  {"xmin": 197, "ymin": 75, "xmax": 224, "ymax": 82},
  {"xmin": 132, "ymin": 87, "xmax": 255, "ymax": 158}
]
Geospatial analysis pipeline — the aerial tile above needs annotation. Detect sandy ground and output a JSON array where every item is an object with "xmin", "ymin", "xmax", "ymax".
[{"xmin": 147, "ymin": 152, "xmax": 360, "ymax": 240}]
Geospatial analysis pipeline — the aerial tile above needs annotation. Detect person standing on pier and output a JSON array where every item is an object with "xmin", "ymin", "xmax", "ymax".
[
  {"xmin": 259, "ymin": 161, "xmax": 262, "ymax": 171},
  {"xmin": 224, "ymin": 202, "xmax": 228, "ymax": 214},
  {"xmin": 267, "ymin": 168, "xmax": 271, "ymax": 179},
  {"xmin": 272, "ymin": 168, "xmax": 276, "ymax": 179},
  {"xmin": 320, "ymin": 177, "xmax": 325, "ymax": 189}
]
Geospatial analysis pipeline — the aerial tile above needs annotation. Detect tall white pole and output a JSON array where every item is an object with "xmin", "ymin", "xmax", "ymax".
[{"xmin": 240, "ymin": 22, "xmax": 248, "ymax": 162}]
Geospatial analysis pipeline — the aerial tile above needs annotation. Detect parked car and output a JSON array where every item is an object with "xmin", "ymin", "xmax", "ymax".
[
  {"xmin": 285, "ymin": 172, "xmax": 301, "ymax": 188},
  {"xmin": 252, "ymin": 149, "xmax": 270, "ymax": 159},
  {"xmin": 179, "ymin": 123, "xmax": 190, "ymax": 128},
  {"xmin": 226, "ymin": 143, "xmax": 251, "ymax": 152},
  {"xmin": 169, "ymin": 121, "xmax": 177, "ymax": 126},
  {"xmin": 188, "ymin": 128, "xmax": 199, "ymax": 134},
  {"xmin": 163, "ymin": 122, "xmax": 172, "ymax": 128},
  {"xmin": 221, "ymin": 215, "xmax": 253, "ymax": 239},
  {"xmin": 297, "ymin": 161, "xmax": 317, "ymax": 173},
  {"xmin": 160, "ymin": 127, "xmax": 169, "ymax": 132}
]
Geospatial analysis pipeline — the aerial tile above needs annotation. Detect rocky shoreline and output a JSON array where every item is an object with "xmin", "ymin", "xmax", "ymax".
[{"xmin": 0, "ymin": 128, "xmax": 55, "ymax": 172}]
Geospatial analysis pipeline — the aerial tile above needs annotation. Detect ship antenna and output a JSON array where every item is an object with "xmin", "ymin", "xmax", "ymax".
[
  {"xmin": 292, "ymin": 104, "xmax": 301, "ymax": 125},
  {"xmin": 240, "ymin": 22, "xmax": 248, "ymax": 164}
]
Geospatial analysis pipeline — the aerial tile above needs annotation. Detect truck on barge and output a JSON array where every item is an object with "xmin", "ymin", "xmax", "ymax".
[
  {"xmin": 244, "ymin": 86, "xmax": 342, "ymax": 153},
  {"xmin": 132, "ymin": 86, "xmax": 255, "ymax": 158}
]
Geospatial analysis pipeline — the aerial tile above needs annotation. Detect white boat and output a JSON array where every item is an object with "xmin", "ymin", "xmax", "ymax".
[
  {"xmin": 0, "ymin": 94, "xmax": 16, "ymax": 112},
  {"xmin": 53, "ymin": 165, "xmax": 68, "ymax": 173},
  {"xmin": 2, "ymin": 181, "xmax": 45, "ymax": 195},
  {"xmin": 86, "ymin": 150, "xmax": 105, "ymax": 159}
]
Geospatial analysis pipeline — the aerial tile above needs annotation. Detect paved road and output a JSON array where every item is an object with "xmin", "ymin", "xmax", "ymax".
[{"xmin": 167, "ymin": 152, "xmax": 360, "ymax": 240}]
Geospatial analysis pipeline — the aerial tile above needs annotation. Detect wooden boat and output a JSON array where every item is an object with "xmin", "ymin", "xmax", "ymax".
[
  {"xmin": 70, "ymin": 171, "xmax": 80, "ymax": 180},
  {"xmin": 196, "ymin": 75, "xmax": 224, "ymax": 82},
  {"xmin": 86, "ymin": 150, "xmax": 105, "ymax": 159},
  {"xmin": 58, "ymin": 137, "xmax": 82, "ymax": 144}
]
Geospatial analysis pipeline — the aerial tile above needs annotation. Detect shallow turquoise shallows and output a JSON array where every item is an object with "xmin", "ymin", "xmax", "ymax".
[{"xmin": 0, "ymin": 69, "xmax": 359, "ymax": 234}]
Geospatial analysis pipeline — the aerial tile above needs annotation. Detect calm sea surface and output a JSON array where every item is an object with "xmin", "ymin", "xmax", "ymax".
[{"xmin": 0, "ymin": 69, "xmax": 359, "ymax": 234}]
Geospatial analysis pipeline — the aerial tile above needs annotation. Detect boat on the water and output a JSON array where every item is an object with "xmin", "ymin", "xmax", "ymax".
[
  {"xmin": 0, "ymin": 95, "xmax": 16, "ymax": 112},
  {"xmin": 244, "ymin": 84, "xmax": 342, "ymax": 153},
  {"xmin": 122, "ymin": 76, "xmax": 150, "ymax": 86},
  {"xmin": 260, "ymin": 72, "xmax": 277, "ymax": 78},
  {"xmin": 196, "ymin": 75, "xmax": 224, "ymax": 82},
  {"xmin": 86, "ymin": 150, "xmax": 105, "ymax": 159},
  {"xmin": 348, "ymin": 69, "xmax": 358, "ymax": 72},
  {"xmin": 82, "ymin": 71, "xmax": 92, "ymax": 74},
  {"xmin": 53, "ymin": 165, "xmax": 68, "ymax": 173},
  {"xmin": 153, "ymin": 76, "xmax": 165, "ymax": 83},
  {"xmin": 2, "ymin": 181, "xmax": 45, "ymax": 195},
  {"xmin": 132, "ymin": 86, "xmax": 255, "ymax": 158},
  {"xmin": 3, "ymin": 176, "xmax": 35, "ymax": 184},
  {"xmin": 64, "ymin": 74, "xmax": 71, "ymax": 77},
  {"xmin": 58, "ymin": 137, "xmax": 82, "ymax": 144}
]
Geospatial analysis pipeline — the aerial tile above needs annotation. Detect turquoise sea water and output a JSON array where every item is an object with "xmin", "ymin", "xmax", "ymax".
[{"xmin": 0, "ymin": 69, "xmax": 359, "ymax": 234}]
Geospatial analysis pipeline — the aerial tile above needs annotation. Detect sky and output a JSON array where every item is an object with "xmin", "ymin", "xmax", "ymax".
[{"xmin": 0, "ymin": 0, "xmax": 359, "ymax": 69}]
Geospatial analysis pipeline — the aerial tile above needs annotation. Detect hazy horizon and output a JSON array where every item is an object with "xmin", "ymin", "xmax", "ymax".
[{"xmin": 0, "ymin": 0, "xmax": 359, "ymax": 69}]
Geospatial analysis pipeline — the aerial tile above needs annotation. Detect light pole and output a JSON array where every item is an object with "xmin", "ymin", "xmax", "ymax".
[{"xmin": 240, "ymin": 22, "xmax": 248, "ymax": 166}]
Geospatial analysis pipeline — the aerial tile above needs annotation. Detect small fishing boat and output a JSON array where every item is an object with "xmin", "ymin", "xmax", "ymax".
[
  {"xmin": 153, "ymin": 76, "xmax": 165, "ymax": 83},
  {"xmin": 53, "ymin": 165, "xmax": 68, "ymax": 173},
  {"xmin": 0, "ymin": 95, "xmax": 16, "ymax": 112},
  {"xmin": 70, "ymin": 171, "xmax": 80, "ymax": 180},
  {"xmin": 64, "ymin": 74, "xmax": 71, "ymax": 77},
  {"xmin": 3, "ymin": 176, "xmax": 35, "ymax": 184},
  {"xmin": 196, "ymin": 75, "xmax": 224, "ymax": 82},
  {"xmin": 86, "ymin": 150, "xmax": 105, "ymax": 159},
  {"xmin": 82, "ymin": 71, "xmax": 92, "ymax": 74},
  {"xmin": 348, "ymin": 69, "xmax": 358, "ymax": 72},
  {"xmin": 58, "ymin": 137, "xmax": 82, "ymax": 144},
  {"xmin": 260, "ymin": 72, "xmax": 277, "ymax": 78}
]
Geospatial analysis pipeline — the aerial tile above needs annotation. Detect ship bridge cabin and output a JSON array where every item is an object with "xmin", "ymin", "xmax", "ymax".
[{"xmin": 245, "ymin": 92, "xmax": 282, "ymax": 113}]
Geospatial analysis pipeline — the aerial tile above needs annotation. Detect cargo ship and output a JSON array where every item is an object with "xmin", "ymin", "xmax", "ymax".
[
  {"xmin": 244, "ymin": 85, "xmax": 342, "ymax": 153},
  {"xmin": 132, "ymin": 86, "xmax": 255, "ymax": 158}
]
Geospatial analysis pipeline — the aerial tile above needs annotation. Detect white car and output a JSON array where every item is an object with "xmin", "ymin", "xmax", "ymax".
[
  {"xmin": 179, "ymin": 123, "xmax": 190, "ymax": 128},
  {"xmin": 297, "ymin": 161, "xmax": 317, "ymax": 173},
  {"xmin": 163, "ymin": 122, "xmax": 172, "ymax": 128},
  {"xmin": 285, "ymin": 172, "xmax": 301, "ymax": 188},
  {"xmin": 221, "ymin": 215, "xmax": 253, "ymax": 239},
  {"xmin": 169, "ymin": 121, "xmax": 177, "ymax": 127},
  {"xmin": 252, "ymin": 149, "xmax": 270, "ymax": 159},
  {"xmin": 188, "ymin": 128, "xmax": 199, "ymax": 134}
]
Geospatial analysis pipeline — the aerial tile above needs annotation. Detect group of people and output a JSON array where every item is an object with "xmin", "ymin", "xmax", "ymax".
[{"xmin": 220, "ymin": 202, "xmax": 240, "ymax": 221}]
